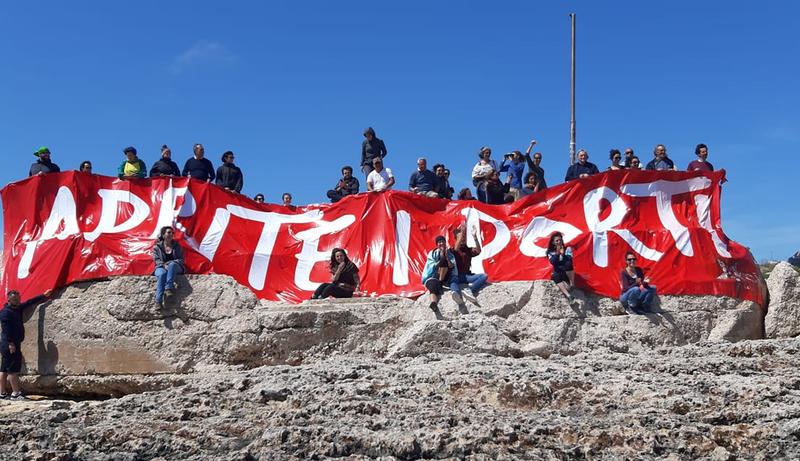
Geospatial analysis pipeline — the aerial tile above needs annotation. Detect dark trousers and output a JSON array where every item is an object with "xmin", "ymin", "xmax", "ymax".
[{"xmin": 312, "ymin": 283, "xmax": 354, "ymax": 299}]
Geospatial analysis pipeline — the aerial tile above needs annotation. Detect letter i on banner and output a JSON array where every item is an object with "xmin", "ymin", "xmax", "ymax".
[{"xmin": 393, "ymin": 210, "xmax": 411, "ymax": 286}]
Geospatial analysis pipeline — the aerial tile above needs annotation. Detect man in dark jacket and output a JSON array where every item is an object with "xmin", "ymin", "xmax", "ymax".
[
  {"xmin": 1, "ymin": 289, "xmax": 53, "ymax": 399},
  {"xmin": 182, "ymin": 144, "xmax": 216, "ymax": 182},
  {"xmin": 215, "ymin": 151, "xmax": 244, "ymax": 193},
  {"xmin": 409, "ymin": 158, "xmax": 440, "ymax": 198},
  {"xmin": 29, "ymin": 147, "xmax": 61, "ymax": 176},
  {"xmin": 565, "ymin": 149, "xmax": 600, "ymax": 181},
  {"xmin": 524, "ymin": 148, "xmax": 548, "ymax": 189},
  {"xmin": 327, "ymin": 166, "xmax": 360, "ymax": 203},
  {"xmin": 150, "ymin": 145, "xmax": 181, "ymax": 177},
  {"xmin": 646, "ymin": 144, "xmax": 676, "ymax": 171},
  {"xmin": 360, "ymin": 127, "xmax": 387, "ymax": 177}
]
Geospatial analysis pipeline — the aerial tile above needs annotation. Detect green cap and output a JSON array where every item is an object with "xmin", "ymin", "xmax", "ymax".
[{"xmin": 34, "ymin": 146, "xmax": 50, "ymax": 157}]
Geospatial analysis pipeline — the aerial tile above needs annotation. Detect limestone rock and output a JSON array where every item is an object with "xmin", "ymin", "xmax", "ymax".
[{"xmin": 765, "ymin": 262, "xmax": 800, "ymax": 338}]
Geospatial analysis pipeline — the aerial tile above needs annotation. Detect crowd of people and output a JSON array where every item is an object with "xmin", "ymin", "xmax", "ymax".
[
  {"xmin": 3, "ymin": 130, "xmax": 711, "ymax": 399},
  {"xmin": 26, "ymin": 127, "xmax": 717, "ymax": 208}
]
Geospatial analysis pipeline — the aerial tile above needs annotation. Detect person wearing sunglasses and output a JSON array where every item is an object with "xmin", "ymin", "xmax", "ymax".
[
  {"xmin": 629, "ymin": 156, "xmax": 642, "ymax": 170},
  {"xmin": 79, "ymin": 160, "xmax": 93, "ymax": 174},
  {"xmin": 215, "ymin": 151, "xmax": 243, "ymax": 193},
  {"xmin": 608, "ymin": 149, "xmax": 624, "ymax": 170},
  {"xmin": 619, "ymin": 252, "xmax": 657, "ymax": 314}
]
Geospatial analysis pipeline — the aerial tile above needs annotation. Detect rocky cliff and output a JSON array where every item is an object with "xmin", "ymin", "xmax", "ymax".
[{"xmin": 1, "ymin": 264, "xmax": 799, "ymax": 460}]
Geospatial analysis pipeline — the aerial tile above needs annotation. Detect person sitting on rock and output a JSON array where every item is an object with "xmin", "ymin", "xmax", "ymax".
[
  {"xmin": 311, "ymin": 248, "xmax": 360, "ymax": 300},
  {"xmin": 451, "ymin": 224, "xmax": 488, "ymax": 310},
  {"xmin": 153, "ymin": 226, "xmax": 185, "ymax": 307},
  {"xmin": 421, "ymin": 235, "xmax": 460, "ymax": 319},
  {"xmin": 1, "ymin": 288, "xmax": 53, "ymax": 400},
  {"xmin": 485, "ymin": 169, "xmax": 513, "ymax": 204},
  {"xmin": 366, "ymin": 157, "xmax": 395, "ymax": 192},
  {"xmin": 457, "ymin": 188, "xmax": 475, "ymax": 200},
  {"xmin": 547, "ymin": 232, "xmax": 576, "ymax": 302},
  {"xmin": 327, "ymin": 166, "xmax": 360, "ymax": 203},
  {"xmin": 619, "ymin": 251, "xmax": 657, "ymax": 314}
]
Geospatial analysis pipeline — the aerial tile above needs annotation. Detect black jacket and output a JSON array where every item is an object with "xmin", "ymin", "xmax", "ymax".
[
  {"xmin": 182, "ymin": 157, "xmax": 216, "ymax": 182},
  {"xmin": 564, "ymin": 162, "xmax": 600, "ymax": 182},
  {"xmin": 150, "ymin": 158, "xmax": 181, "ymax": 177},
  {"xmin": 361, "ymin": 128, "xmax": 388, "ymax": 167},
  {"xmin": 29, "ymin": 160, "xmax": 61, "ymax": 176},
  {"xmin": 153, "ymin": 241, "xmax": 185, "ymax": 272},
  {"xmin": 645, "ymin": 156, "xmax": 675, "ymax": 171},
  {"xmin": 215, "ymin": 163, "xmax": 244, "ymax": 193},
  {"xmin": 486, "ymin": 180, "xmax": 511, "ymax": 205},
  {"xmin": 524, "ymin": 154, "xmax": 547, "ymax": 189},
  {"xmin": 0, "ymin": 295, "xmax": 45, "ymax": 345}
]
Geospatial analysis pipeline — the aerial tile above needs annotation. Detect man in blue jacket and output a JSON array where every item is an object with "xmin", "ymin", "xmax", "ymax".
[
  {"xmin": 564, "ymin": 149, "xmax": 600, "ymax": 182},
  {"xmin": 1, "ymin": 289, "xmax": 53, "ymax": 400}
]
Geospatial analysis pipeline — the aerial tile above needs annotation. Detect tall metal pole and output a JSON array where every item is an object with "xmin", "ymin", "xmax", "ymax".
[{"xmin": 569, "ymin": 13, "xmax": 576, "ymax": 165}]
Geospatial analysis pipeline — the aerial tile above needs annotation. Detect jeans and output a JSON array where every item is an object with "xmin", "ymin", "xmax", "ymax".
[
  {"xmin": 455, "ymin": 273, "xmax": 488, "ymax": 294},
  {"xmin": 154, "ymin": 263, "xmax": 183, "ymax": 303},
  {"xmin": 620, "ymin": 285, "xmax": 657, "ymax": 311},
  {"xmin": 312, "ymin": 283, "xmax": 354, "ymax": 299}
]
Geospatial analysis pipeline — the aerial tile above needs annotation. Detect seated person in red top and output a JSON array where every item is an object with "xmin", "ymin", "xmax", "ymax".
[
  {"xmin": 451, "ymin": 224, "xmax": 489, "ymax": 308},
  {"xmin": 311, "ymin": 248, "xmax": 360, "ymax": 299},
  {"xmin": 619, "ymin": 251, "xmax": 657, "ymax": 314},
  {"xmin": 687, "ymin": 143, "xmax": 714, "ymax": 172},
  {"xmin": 547, "ymin": 232, "xmax": 576, "ymax": 301}
]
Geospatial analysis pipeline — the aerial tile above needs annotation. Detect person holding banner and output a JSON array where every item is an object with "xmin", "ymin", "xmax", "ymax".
[
  {"xmin": 619, "ymin": 252, "xmax": 657, "ymax": 314},
  {"xmin": 422, "ymin": 236, "xmax": 461, "ymax": 319},
  {"xmin": 547, "ymin": 232, "xmax": 576, "ymax": 302},
  {"xmin": 152, "ymin": 226, "xmax": 185, "ymax": 307},
  {"xmin": 311, "ymin": 248, "xmax": 360, "ymax": 300}
]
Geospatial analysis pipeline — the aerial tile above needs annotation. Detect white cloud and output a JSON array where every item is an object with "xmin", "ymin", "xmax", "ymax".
[{"xmin": 169, "ymin": 41, "xmax": 236, "ymax": 75}]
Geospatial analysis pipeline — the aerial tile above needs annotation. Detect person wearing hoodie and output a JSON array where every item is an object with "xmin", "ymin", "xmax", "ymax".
[
  {"xmin": 150, "ymin": 145, "xmax": 181, "ymax": 177},
  {"xmin": 360, "ymin": 127, "xmax": 388, "ymax": 177},
  {"xmin": 28, "ymin": 147, "xmax": 61, "ymax": 176},
  {"xmin": 118, "ymin": 146, "xmax": 147, "ymax": 179},
  {"xmin": 215, "ymin": 151, "xmax": 244, "ymax": 193}
]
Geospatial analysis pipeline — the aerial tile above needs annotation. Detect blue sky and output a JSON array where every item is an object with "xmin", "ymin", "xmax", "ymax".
[{"xmin": 1, "ymin": 1, "xmax": 797, "ymax": 261}]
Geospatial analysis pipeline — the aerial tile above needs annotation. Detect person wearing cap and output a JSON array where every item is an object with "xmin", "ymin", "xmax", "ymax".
[
  {"xmin": 182, "ymin": 144, "xmax": 215, "ymax": 182},
  {"xmin": 29, "ymin": 147, "xmax": 61, "ymax": 176},
  {"xmin": 254, "ymin": 193, "xmax": 265, "ymax": 203},
  {"xmin": 421, "ymin": 235, "xmax": 461, "ymax": 319},
  {"xmin": 366, "ymin": 157, "xmax": 395, "ymax": 192},
  {"xmin": 118, "ymin": 146, "xmax": 147, "ymax": 179},
  {"xmin": 1, "ymin": 288, "xmax": 54, "ymax": 400},
  {"xmin": 150, "ymin": 145, "xmax": 181, "ymax": 177},
  {"xmin": 215, "ymin": 151, "xmax": 243, "ymax": 193}
]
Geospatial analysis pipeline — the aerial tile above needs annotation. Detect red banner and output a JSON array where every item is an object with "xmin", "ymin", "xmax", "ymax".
[{"xmin": 1, "ymin": 170, "xmax": 765, "ymax": 305}]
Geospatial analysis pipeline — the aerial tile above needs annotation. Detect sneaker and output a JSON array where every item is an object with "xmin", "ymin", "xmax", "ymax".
[
  {"xmin": 9, "ymin": 393, "xmax": 28, "ymax": 401},
  {"xmin": 428, "ymin": 301, "xmax": 438, "ymax": 311},
  {"xmin": 457, "ymin": 303, "xmax": 470, "ymax": 315},
  {"xmin": 0, "ymin": 393, "xmax": 8, "ymax": 400},
  {"xmin": 462, "ymin": 291, "xmax": 478, "ymax": 303}
]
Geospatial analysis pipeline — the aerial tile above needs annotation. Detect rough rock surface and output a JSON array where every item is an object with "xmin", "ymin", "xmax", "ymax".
[
  {"xmin": 0, "ymin": 270, "xmax": 794, "ymax": 459},
  {"xmin": 765, "ymin": 261, "xmax": 800, "ymax": 338}
]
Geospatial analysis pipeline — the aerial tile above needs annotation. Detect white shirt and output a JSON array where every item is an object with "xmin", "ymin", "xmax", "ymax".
[
  {"xmin": 368, "ymin": 167, "xmax": 393, "ymax": 191},
  {"xmin": 471, "ymin": 160, "xmax": 497, "ymax": 180}
]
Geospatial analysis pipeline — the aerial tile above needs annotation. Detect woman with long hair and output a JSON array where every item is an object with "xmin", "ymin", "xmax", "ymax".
[
  {"xmin": 619, "ymin": 251, "xmax": 657, "ymax": 314},
  {"xmin": 546, "ymin": 232, "xmax": 575, "ymax": 301},
  {"xmin": 311, "ymin": 248, "xmax": 360, "ymax": 299},
  {"xmin": 152, "ymin": 225, "xmax": 185, "ymax": 307}
]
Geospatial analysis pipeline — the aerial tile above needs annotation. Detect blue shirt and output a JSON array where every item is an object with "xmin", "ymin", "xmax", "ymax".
[
  {"xmin": 408, "ymin": 169, "xmax": 438, "ymax": 192},
  {"xmin": 499, "ymin": 159, "xmax": 526, "ymax": 189}
]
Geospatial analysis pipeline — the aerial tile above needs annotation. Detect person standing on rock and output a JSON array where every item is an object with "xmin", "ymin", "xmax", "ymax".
[
  {"xmin": 152, "ymin": 226, "xmax": 185, "ymax": 308},
  {"xmin": 361, "ymin": 127, "xmax": 388, "ymax": 178},
  {"xmin": 1, "ymin": 288, "xmax": 53, "ymax": 400},
  {"xmin": 29, "ymin": 147, "xmax": 61, "ymax": 176},
  {"xmin": 215, "ymin": 151, "xmax": 244, "ymax": 193},
  {"xmin": 619, "ymin": 252, "xmax": 657, "ymax": 314},
  {"xmin": 422, "ymin": 235, "xmax": 460, "ymax": 319},
  {"xmin": 311, "ymin": 248, "xmax": 360, "ymax": 300},
  {"xmin": 150, "ymin": 145, "xmax": 181, "ymax": 177},
  {"xmin": 547, "ymin": 232, "xmax": 576, "ymax": 302}
]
